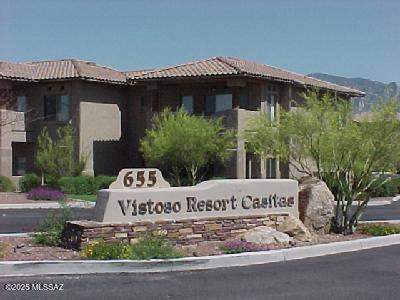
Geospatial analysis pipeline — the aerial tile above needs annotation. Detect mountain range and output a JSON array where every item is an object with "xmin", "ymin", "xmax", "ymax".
[{"xmin": 308, "ymin": 73, "xmax": 400, "ymax": 113}]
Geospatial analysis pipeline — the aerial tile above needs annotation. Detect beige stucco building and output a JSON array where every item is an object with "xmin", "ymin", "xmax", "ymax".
[{"xmin": 0, "ymin": 57, "xmax": 364, "ymax": 185}]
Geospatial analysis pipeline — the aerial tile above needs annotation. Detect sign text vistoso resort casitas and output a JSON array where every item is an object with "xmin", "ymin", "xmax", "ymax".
[{"xmin": 93, "ymin": 169, "xmax": 298, "ymax": 223}]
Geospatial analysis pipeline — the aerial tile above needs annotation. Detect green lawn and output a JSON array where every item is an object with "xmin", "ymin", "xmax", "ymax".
[{"xmin": 66, "ymin": 194, "xmax": 97, "ymax": 202}]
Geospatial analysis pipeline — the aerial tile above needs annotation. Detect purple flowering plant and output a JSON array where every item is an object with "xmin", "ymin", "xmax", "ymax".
[
  {"xmin": 27, "ymin": 186, "xmax": 65, "ymax": 201},
  {"xmin": 221, "ymin": 240, "xmax": 275, "ymax": 254}
]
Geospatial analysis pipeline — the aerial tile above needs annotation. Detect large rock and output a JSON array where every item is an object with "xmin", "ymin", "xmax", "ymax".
[
  {"xmin": 298, "ymin": 177, "xmax": 335, "ymax": 234},
  {"xmin": 240, "ymin": 226, "xmax": 293, "ymax": 245},
  {"xmin": 277, "ymin": 214, "xmax": 313, "ymax": 242}
]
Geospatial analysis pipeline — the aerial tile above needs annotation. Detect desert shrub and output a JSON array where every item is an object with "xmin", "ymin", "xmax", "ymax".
[
  {"xmin": 34, "ymin": 204, "xmax": 72, "ymax": 246},
  {"xmin": 0, "ymin": 176, "xmax": 15, "ymax": 192},
  {"xmin": 83, "ymin": 234, "xmax": 184, "ymax": 260},
  {"xmin": 93, "ymin": 176, "xmax": 116, "ymax": 191},
  {"xmin": 220, "ymin": 240, "xmax": 275, "ymax": 254},
  {"xmin": 140, "ymin": 108, "xmax": 235, "ymax": 186},
  {"xmin": 58, "ymin": 176, "xmax": 94, "ymax": 194},
  {"xmin": 245, "ymin": 91, "xmax": 400, "ymax": 234},
  {"xmin": 130, "ymin": 234, "xmax": 184, "ymax": 260},
  {"xmin": 359, "ymin": 224, "xmax": 400, "ymax": 236},
  {"xmin": 369, "ymin": 177, "xmax": 397, "ymax": 197},
  {"xmin": 58, "ymin": 176, "xmax": 115, "ymax": 195},
  {"xmin": 57, "ymin": 177, "xmax": 76, "ymax": 194},
  {"xmin": 390, "ymin": 177, "xmax": 400, "ymax": 194},
  {"xmin": 19, "ymin": 174, "xmax": 41, "ymax": 192},
  {"xmin": 83, "ymin": 240, "xmax": 133, "ymax": 260},
  {"xmin": 27, "ymin": 186, "xmax": 65, "ymax": 201},
  {"xmin": 35, "ymin": 125, "xmax": 87, "ymax": 186}
]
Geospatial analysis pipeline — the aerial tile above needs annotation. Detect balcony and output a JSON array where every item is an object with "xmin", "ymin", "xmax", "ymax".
[{"xmin": 212, "ymin": 108, "xmax": 259, "ymax": 132}]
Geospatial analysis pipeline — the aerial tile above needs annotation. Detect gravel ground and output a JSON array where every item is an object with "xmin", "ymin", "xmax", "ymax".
[
  {"xmin": 0, "ymin": 237, "xmax": 81, "ymax": 261},
  {"xmin": 0, "ymin": 232, "xmax": 370, "ymax": 261}
]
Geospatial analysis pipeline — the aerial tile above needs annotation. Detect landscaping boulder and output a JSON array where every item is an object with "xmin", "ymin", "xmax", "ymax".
[
  {"xmin": 240, "ymin": 226, "xmax": 293, "ymax": 246},
  {"xmin": 277, "ymin": 214, "xmax": 313, "ymax": 242},
  {"xmin": 298, "ymin": 176, "xmax": 335, "ymax": 234}
]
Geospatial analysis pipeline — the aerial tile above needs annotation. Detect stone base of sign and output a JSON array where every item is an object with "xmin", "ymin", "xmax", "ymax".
[{"xmin": 62, "ymin": 214, "xmax": 290, "ymax": 250}]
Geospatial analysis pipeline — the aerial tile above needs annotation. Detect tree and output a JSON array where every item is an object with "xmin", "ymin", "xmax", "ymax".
[
  {"xmin": 140, "ymin": 108, "xmax": 236, "ymax": 186},
  {"xmin": 35, "ymin": 125, "xmax": 87, "ymax": 185},
  {"xmin": 245, "ymin": 90, "xmax": 400, "ymax": 234}
]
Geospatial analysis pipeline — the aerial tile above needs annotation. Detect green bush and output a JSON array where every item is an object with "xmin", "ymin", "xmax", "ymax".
[
  {"xmin": 359, "ymin": 224, "xmax": 400, "ymax": 236},
  {"xmin": 19, "ymin": 174, "xmax": 41, "ymax": 192},
  {"xmin": 0, "ymin": 176, "xmax": 16, "ymax": 192},
  {"xmin": 58, "ymin": 176, "xmax": 94, "ymax": 194},
  {"xmin": 83, "ymin": 240, "xmax": 133, "ymax": 260},
  {"xmin": 93, "ymin": 176, "xmax": 116, "ymax": 191},
  {"xmin": 370, "ymin": 177, "xmax": 397, "ymax": 197},
  {"xmin": 83, "ymin": 234, "xmax": 184, "ymax": 260},
  {"xmin": 33, "ymin": 204, "xmax": 71, "ymax": 246},
  {"xmin": 130, "ymin": 234, "xmax": 184, "ymax": 260},
  {"xmin": 58, "ymin": 176, "xmax": 115, "ymax": 195},
  {"xmin": 390, "ymin": 177, "xmax": 400, "ymax": 194}
]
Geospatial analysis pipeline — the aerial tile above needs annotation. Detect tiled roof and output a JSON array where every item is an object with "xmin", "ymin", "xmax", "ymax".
[
  {"xmin": 0, "ymin": 61, "xmax": 36, "ymax": 80},
  {"xmin": 126, "ymin": 57, "xmax": 364, "ymax": 96},
  {"xmin": 0, "ymin": 59, "xmax": 126, "ymax": 84},
  {"xmin": 0, "ymin": 57, "xmax": 365, "ymax": 96}
]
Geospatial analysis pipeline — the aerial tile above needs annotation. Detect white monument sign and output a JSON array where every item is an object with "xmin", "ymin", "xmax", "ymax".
[{"xmin": 94, "ymin": 169, "xmax": 298, "ymax": 223}]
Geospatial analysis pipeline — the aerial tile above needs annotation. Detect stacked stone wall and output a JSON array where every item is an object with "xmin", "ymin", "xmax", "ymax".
[{"xmin": 63, "ymin": 214, "xmax": 290, "ymax": 250}]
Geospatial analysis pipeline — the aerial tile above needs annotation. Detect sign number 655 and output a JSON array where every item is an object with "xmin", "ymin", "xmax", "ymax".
[{"xmin": 123, "ymin": 170, "xmax": 157, "ymax": 188}]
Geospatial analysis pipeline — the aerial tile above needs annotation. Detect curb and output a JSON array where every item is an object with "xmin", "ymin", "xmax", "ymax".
[
  {"xmin": 352, "ymin": 196, "xmax": 399, "ymax": 206},
  {"xmin": 0, "ymin": 202, "xmax": 95, "ymax": 209},
  {"xmin": 0, "ymin": 232, "xmax": 33, "ymax": 238},
  {"xmin": 359, "ymin": 220, "xmax": 400, "ymax": 224},
  {"xmin": 392, "ymin": 195, "xmax": 400, "ymax": 202},
  {"xmin": 1, "ymin": 234, "xmax": 399, "ymax": 277}
]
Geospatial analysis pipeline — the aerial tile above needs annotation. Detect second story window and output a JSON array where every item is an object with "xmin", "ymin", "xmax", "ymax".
[
  {"xmin": 266, "ymin": 84, "xmax": 278, "ymax": 122},
  {"xmin": 44, "ymin": 95, "xmax": 70, "ymax": 122},
  {"xmin": 141, "ymin": 95, "xmax": 151, "ymax": 112},
  {"xmin": 16, "ymin": 96, "xmax": 26, "ymax": 112},
  {"xmin": 205, "ymin": 94, "xmax": 233, "ymax": 114},
  {"xmin": 181, "ymin": 95, "xmax": 194, "ymax": 114},
  {"xmin": 268, "ymin": 94, "xmax": 276, "ymax": 122}
]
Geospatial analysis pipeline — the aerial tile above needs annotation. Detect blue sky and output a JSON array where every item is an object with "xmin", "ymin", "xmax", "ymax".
[{"xmin": 1, "ymin": 0, "xmax": 399, "ymax": 82}]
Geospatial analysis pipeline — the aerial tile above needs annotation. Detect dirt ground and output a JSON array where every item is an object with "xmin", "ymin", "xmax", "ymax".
[{"xmin": 0, "ymin": 236, "xmax": 81, "ymax": 261}]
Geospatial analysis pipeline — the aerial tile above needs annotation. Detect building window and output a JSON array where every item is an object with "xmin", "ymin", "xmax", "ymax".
[
  {"xmin": 15, "ymin": 157, "xmax": 27, "ymax": 176},
  {"xmin": 181, "ymin": 95, "xmax": 194, "ymax": 114},
  {"xmin": 140, "ymin": 96, "xmax": 151, "ymax": 112},
  {"xmin": 17, "ymin": 96, "xmax": 26, "ymax": 112},
  {"xmin": 44, "ymin": 95, "xmax": 70, "ymax": 122},
  {"xmin": 266, "ymin": 158, "xmax": 277, "ymax": 179},
  {"xmin": 239, "ymin": 93, "xmax": 249, "ymax": 109},
  {"xmin": 205, "ymin": 94, "xmax": 233, "ymax": 114},
  {"xmin": 268, "ymin": 94, "xmax": 276, "ymax": 122},
  {"xmin": 12, "ymin": 142, "xmax": 33, "ymax": 176}
]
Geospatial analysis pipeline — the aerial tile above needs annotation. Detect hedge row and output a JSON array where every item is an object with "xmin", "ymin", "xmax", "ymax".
[
  {"xmin": 57, "ymin": 176, "xmax": 116, "ymax": 195},
  {"xmin": 18, "ymin": 174, "xmax": 115, "ymax": 194}
]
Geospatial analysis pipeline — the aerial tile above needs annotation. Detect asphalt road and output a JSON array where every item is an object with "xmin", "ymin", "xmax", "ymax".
[
  {"xmin": 0, "ymin": 208, "xmax": 94, "ymax": 233},
  {"xmin": 1, "ymin": 245, "xmax": 400, "ymax": 300},
  {"xmin": 0, "ymin": 201, "xmax": 399, "ymax": 233},
  {"xmin": 360, "ymin": 201, "xmax": 400, "ymax": 221}
]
